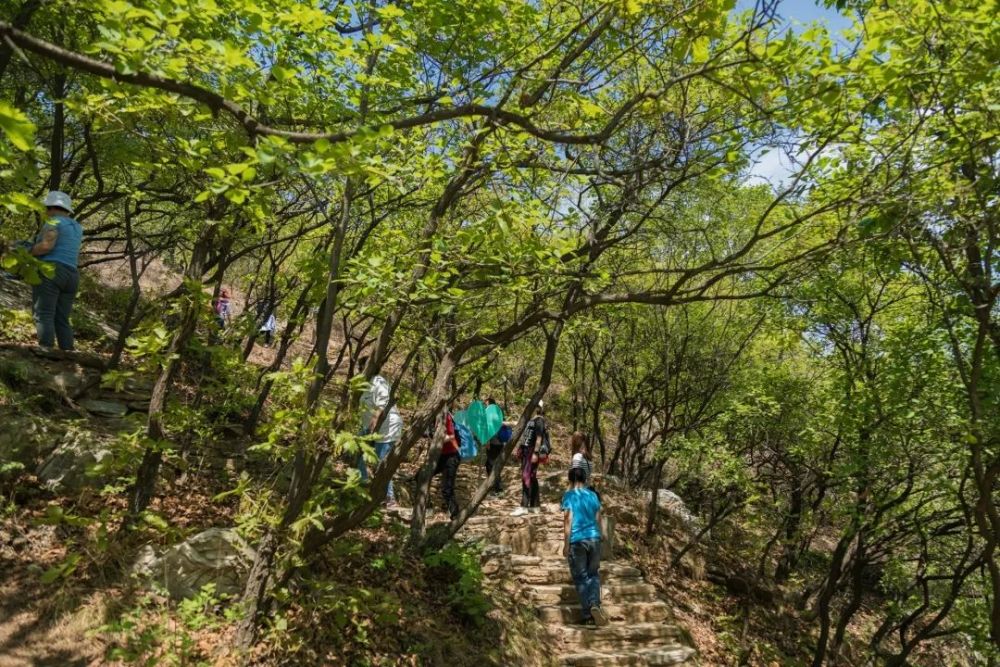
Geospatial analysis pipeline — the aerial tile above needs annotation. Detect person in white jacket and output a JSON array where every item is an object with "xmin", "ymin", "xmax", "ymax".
[{"xmin": 357, "ymin": 359, "xmax": 403, "ymax": 505}]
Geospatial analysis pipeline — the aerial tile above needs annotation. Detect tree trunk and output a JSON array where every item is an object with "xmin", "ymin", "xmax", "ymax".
[
  {"xmin": 108, "ymin": 202, "xmax": 143, "ymax": 369},
  {"xmin": 236, "ymin": 180, "xmax": 354, "ymax": 647},
  {"xmin": 645, "ymin": 457, "xmax": 665, "ymax": 537},
  {"xmin": 48, "ymin": 73, "xmax": 66, "ymax": 191}
]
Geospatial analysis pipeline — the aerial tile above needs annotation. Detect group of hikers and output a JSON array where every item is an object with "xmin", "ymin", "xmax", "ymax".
[
  {"xmin": 213, "ymin": 290, "xmax": 277, "ymax": 347},
  {"xmin": 9, "ymin": 190, "xmax": 607, "ymax": 628},
  {"xmin": 357, "ymin": 366, "xmax": 608, "ymax": 627}
]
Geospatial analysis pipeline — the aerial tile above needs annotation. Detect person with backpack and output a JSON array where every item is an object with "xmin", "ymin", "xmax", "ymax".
[
  {"xmin": 562, "ymin": 466, "xmax": 608, "ymax": 627},
  {"xmin": 512, "ymin": 400, "xmax": 550, "ymax": 516},
  {"xmin": 483, "ymin": 397, "xmax": 506, "ymax": 496},
  {"xmin": 431, "ymin": 403, "xmax": 461, "ymax": 519},
  {"xmin": 28, "ymin": 191, "xmax": 83, "ymax": 351}
]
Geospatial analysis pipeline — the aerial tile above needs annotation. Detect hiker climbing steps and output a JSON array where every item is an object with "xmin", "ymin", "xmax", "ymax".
[{"xmin": 456, "ymin": 494, "xmax": 697, "ymax": 666}]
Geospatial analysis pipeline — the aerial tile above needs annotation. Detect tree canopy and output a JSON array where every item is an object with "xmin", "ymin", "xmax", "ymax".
[{"xmin": 1, "ymin": 0, "xmax": 998, "ymax": 664}]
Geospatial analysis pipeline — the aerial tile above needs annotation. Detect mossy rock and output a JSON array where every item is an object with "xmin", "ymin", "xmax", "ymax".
[{"xmin": 0, "ymin": 411, "xmax": 63, "ymax": 478}]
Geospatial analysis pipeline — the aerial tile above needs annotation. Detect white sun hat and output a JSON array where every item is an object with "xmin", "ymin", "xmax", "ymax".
[{"xmin": 42, "ymin": 191, "xmax": 73, "ymax": 213}]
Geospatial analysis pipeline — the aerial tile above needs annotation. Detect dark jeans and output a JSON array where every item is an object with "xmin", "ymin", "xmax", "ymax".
[
  {"xmin": 521, "ymin": 471, "xmax": 539, "ymax": 508},
  {"xmin": 519, "ymin": 448, "xmax": 540, "ymax": 507},
  {"xmin": 568, "ymin": 539, "xmax": 602, "ymax": 620},
  {"xmin": 32, "ymin": 262, "xmax": 79, "ymax": 350},
  {"xmin": 434, "ymin": 451, "xmax": 460, "ymax": 518},
  {"xmin": 485, "ymin": 443, "xmax": 504, "ymax": 493}
]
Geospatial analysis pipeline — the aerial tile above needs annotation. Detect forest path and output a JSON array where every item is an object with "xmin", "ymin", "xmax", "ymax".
[{"xmin": 405, "ymin": 469, "xmax": 698, "ymax": 666}]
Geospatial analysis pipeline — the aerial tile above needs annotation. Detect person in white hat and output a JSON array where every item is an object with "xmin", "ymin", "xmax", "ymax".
[{"xmin": 29, "ymin": 191, "xmax": 83, "ymax": 350}]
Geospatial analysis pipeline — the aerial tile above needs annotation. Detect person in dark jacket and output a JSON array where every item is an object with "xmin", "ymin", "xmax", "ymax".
[
  {"xmin": 512, "ymin": 400, "xmax": 549, "ymax": 516},
  {"xmin": 483, "ymin": 397, "xmax": 505, "ymax": 495},
  {"xmin": 432, "ymin": 404, "xmax": 461, "ymax": 519}
]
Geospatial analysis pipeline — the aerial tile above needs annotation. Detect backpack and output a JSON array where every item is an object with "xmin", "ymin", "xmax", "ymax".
[
  {"xmin": 456, "ymin": 423, "xmax": 478, "ymax": 460},
  {"xmin": 525, "ymin": 417, "xmax": 551, "ymax": 458}
]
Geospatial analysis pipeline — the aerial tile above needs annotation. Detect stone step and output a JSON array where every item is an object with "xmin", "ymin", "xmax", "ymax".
[
  {"xmin": 537, "ymin": 601, "xmax": 672, "ymax": 625},
  {"xmin": 555, "ymin": 622, "xmax": 681, "ymax": 653},
  {"xmin": 510, "ymin": 554, "xmax": 544, "ymax": 567},
  {"xmin": 525, "ymin": 582, "xmax": 660, "ymax": 606},
  {"xmin": 561, "ymin": 644, "xmax": 697, "ymax": 666},
  {"xmin": 513, "ymin": 562, "xmax": 642, "ymax": 585},
  {"xmin": 527, "ymin": 539, "xmax": 569, "ymax": 557}
]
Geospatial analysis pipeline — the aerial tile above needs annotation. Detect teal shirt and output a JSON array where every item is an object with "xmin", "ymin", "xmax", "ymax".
[
  {"xmin": 37, "ymin": 215, "xmax": 83, "ymax": 268},
  {"xmin": 561, "ymin": 487, "xmax": 602, "ymax": 544}
]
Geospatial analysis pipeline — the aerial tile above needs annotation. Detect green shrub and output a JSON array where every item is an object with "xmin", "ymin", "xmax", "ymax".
[{"xmin": 423, "ymin": 542, "xmax": 491, "ymax": 625}]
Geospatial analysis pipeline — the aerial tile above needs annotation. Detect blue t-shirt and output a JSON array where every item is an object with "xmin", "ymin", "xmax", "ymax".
[
  {"xmin": 37, "ymin": 215, "xmax": 83, "ymax": 268},
  {"xmin": 561, "ymin": 487, "xmax": 602, "ymax": 544}
]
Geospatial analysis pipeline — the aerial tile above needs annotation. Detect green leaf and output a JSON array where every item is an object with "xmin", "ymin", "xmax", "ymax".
[{"xmin": 0, "ymin": 102, "xmax": 36, "ymax": 151}]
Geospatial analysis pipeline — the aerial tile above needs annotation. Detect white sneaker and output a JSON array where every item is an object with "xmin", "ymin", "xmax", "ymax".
[
  {"xmin": 529, "ymin": 507, "xmax": 541, "ymax": 514},
  {"xmin": 510, "ymin": 507, "xmax": 529, "ymax": 517},
  {"xmin": 591, "ymin": 606, "xmax": 609, "ymax": 627}
]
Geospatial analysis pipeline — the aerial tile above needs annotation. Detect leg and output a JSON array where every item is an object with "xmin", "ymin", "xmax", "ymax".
[
  {"xmin": 53, "ymin": 265, "xmax": 78, "ymax": 351},
  {"xmin": 31, "ymin": 275, "xmax": 59, "ymax": 348},
  {"xmin": 529, "ymin": 464, "xmax": 540, "ymax": 507},
  {"xmin": 376, "ymin": 441, "xmax": 395, "ymax": 502},
  {"xmin": 520, "ymin": 459, "xmax": 531, "ymax": 507},
  {"xmin": 432, "ymin": 453, "xmax": 447, "ymax": 511},
  {"xmin": 568, "ymin": 542, "xmax": 592, "ymax": 621},
  {"xmin": 441, "ymin": 453, "xmax": 460, "ymax": 518},
  {"xmin": 487, "ymin": 445, "xmax": 504, "ymax": 492},
  {"xmin": 584, "ymin": 539, "xmax": 602, "ymax": 610},
  {"xmin": 357, "ymin": 452, "xmax": 369, "ymax": 483}
]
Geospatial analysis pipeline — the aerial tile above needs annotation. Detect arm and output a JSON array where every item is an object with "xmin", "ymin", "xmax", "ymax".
[
  {"xmin": 563, "ymin": 509, "xmax": 572, "ymax": 557},
  {"xmin": 368, "ymin": 376, "xmax": 389, "ymax": 432},
  {"xmin": 369, "ymin": 408, "xmax": 383, "ymax": 433},
  {"xmin": 31, "ymin": 226, "xmax": 58, "ymax": 256},
  {"xmin": 444, "ymin": 413, "xmax": 457, "ymax": 447}
]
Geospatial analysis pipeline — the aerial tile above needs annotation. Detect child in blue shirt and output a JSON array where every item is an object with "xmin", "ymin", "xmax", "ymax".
[{"xmin": 561, "ymin": 467, "xmax": 608, "ymax": 626}]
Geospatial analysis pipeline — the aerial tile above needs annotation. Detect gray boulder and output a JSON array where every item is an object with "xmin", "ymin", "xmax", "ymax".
[
  {"xmin": 646, "ymin": 488, "xmax": 699, "ymax": 532},
  {"xmin": 0, "ymin": 413, "xmax": 61, "ymax": 475},
  {"xmin": 36, "ymin": 427, "xmax": 112, "ymax": 492},
  {"xmin": 133, "ymin": 528, "xmax": 256, "ymax": 600},
  {"xmin": 49, "ymin": 368, "xmax": 98, "ymax": 399},
  {"xmin": 79, "ymin": 398, "xmax": 128, "ymax": 418}
]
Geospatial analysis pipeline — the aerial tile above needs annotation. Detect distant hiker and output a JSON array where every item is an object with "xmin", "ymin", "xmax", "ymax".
[
  {"xmin": 570, "ymin": 431, "xmax": 593, "ymax": 483},
  {"xmin": 29, "ymin": 191, "xmax": 83, "ymax": 351},
  {"xmin": 357, "ymin": 358, "xmax": 403, "ymax": 506},
  {"xmin": 257, "ymin": 301, "xmax": 276, "ymax": 346},
  {"xmin": 562, "ymin": 466, "xmax": 608, "ymax": 627},
  {"xmin": 214, "ymin": 288, "xmax": 231, "ymax": 330},
  {"xmin": 512, "ymin": 400, "xmax": 550, "ymax": 516},
  {"xmin": 431, "ymin": 403, "xmax": 461, "ymax": 519},
  {"xmin": 484, "ymin": 397, "xmax": 505, "ymax": 496}
]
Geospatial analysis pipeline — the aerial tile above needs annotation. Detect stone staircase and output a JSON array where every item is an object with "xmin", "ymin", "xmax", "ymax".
[{"xmin": 451, "ymin": 488, "xmax": 698, "ymax": 667}]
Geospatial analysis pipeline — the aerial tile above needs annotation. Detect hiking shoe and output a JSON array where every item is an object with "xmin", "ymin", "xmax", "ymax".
[
  {"xmin": 591, "ymin": 606, "xmax": 609, "ymax": 627},
  {"xmin": 510, "ymin": 507, "xmax": 529, "ymax": 517},
  {"xmin": 578, "ymin": 617, "xmax": 596, "ymax": 627},
  {"xmin": 528, "ymin": 507, "xmax": 541, "ymax": 514}
]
